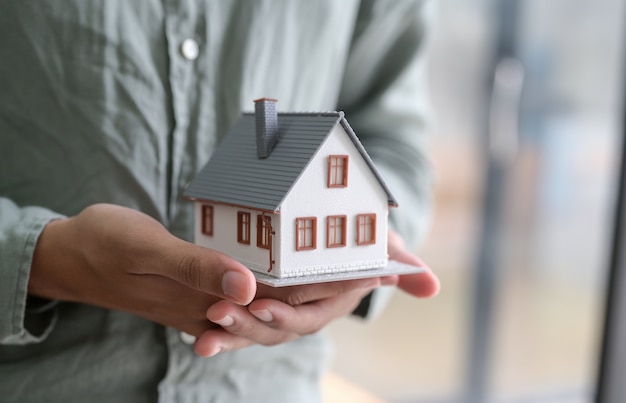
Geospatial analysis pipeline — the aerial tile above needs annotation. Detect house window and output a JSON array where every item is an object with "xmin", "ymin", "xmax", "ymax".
[
  {"xmin": 327, "ymin": 215, "xmax": 347, "ymax": 248},
  {"xmin": 328, "ymin": 155, "xmax": 349, "ymax": 188},
  {"xmin": 296, "ymin": 217, "xmax": 317, "ymax": 251},
  {"xmin": 356, "ymin": 214, "xmax": 376, "ymax": 245},
  {"xmin": 257, "ymin": 215, "xmax": 272, "ymax": 249},
  {"xmin": 237, "ymin": 212, "xmax": 251, "ymax": 244},
  {"xmin": 201, "ymin": 205, "xmax": 214, "ymax": 236}
]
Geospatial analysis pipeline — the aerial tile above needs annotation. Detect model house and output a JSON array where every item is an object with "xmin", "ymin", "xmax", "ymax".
[{"xmin": 184, "ymin": 98, "xmax": 419, "ymax": 286}]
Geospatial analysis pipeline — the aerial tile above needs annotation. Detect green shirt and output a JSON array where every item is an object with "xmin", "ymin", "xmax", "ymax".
[{"xmin": 0, "ymin": 0, "xmax": 432, "ymax": 401}]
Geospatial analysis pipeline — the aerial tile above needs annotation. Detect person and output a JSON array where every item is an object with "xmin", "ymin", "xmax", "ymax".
[{"xmin": 0, "ymin": 0, "xmax": 439, "ymax": 401}]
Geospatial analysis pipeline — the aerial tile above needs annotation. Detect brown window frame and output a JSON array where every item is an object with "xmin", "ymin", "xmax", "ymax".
[
  {"xmin": 237, "ymin": 212, "xmax": 251, "ymax": 244},
  {"xmin": 327, "ymin": 215, "xmax": 347, "ymax": 248},
  {"xmin": 201, "ymin": 205, "xmax": 214, "ymax": 236},
  {"xmin": 328, "ymin": 155, "xmax": 349, "ymax": 188},
  {"xmin": 295, "ymin": 217, "xmax": 317, "ymax": 251},
  {"xmin": 356, "ymin": 214, "xmax": 376, "ymax": 245},
  {"xmin": 257, "ymin": 215, "xmax": 271, "ymax": 249}
]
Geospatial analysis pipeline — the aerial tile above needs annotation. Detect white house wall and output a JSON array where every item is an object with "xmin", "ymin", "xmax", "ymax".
[
  {"xmin": 279, "ymin": 124, "xmax": 389, "ymax": 276},
  {"xmin": 193, "ymin": 203, "xmax": 283, "ymax": 276}
]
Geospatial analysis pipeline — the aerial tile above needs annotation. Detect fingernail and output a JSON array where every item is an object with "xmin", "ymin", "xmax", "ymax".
[
  {"xmin": 212, "ymin": 315, "xmax": 234, "ymax": 327},
  {"xmin": 179, "ymin": 331, "xmax": 197, "ymax": 345},
  {"xmin": 222, "ymin": 271, "xmax": 249, "ymax": 303},
  {"xmin": 250, "ymin": 309, "xmax": 273, "ymax": 322},
  {"xmin": 205, "ymin": 346, "xmax": 223, "ymax": 358}
]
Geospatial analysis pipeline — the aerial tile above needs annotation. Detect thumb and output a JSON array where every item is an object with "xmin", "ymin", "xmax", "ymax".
[
  {"xmin": 152, "ymin": 239, "xmax": 257, "ymax": 305},
  {"xmin": 388, "ymin": 230, "xmax": 440, "ymax": 298},
  {"xmin": 393, "ymin": 248, "xmax": 440, "ymax": 298}
]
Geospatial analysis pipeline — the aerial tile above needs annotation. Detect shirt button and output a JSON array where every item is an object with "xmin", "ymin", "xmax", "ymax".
[
  {"xmin": 180, "ymin": 38, "xmax": 199, "ymax": 61},
  {"xmin": 179, "ymin": 331, "xmax": 197, "ymax": 345}
]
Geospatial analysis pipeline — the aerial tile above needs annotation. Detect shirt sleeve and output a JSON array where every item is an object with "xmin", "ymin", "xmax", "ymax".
[
  {"xmin": 341, "ymin": 0, "xmax": 435, "ymax": 319},
  {"xmin": 0, "ymin": 197, "xmax": 64, "ymax": 344}
]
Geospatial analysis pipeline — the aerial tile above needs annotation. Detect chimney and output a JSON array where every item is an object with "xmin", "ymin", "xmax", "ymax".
[{"xmin": 254, "ymin": 98, "xmax": 279, "ymax": 159}]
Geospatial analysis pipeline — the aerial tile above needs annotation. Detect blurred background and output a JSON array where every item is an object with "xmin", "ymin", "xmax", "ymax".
[{"xmin": 326, "ymin": 0, "xmax": 625, "ymax": 401}]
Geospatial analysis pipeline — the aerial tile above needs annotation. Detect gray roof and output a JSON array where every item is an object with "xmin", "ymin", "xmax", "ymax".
[{"xmin": 183, "ymin": 111, "xmax": 397, "ymax": 212}]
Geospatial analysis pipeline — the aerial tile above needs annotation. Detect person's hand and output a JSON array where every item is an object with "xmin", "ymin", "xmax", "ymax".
[
  {"xmin": 387, "ymin": 229, "xmax": 440, "ymax": 298},
  {"xmin": 29, "ymin": 203, "xmax": 258, "ymax": 337},
  {"xmin": 193, "ymin": 277, "xmax": 389, "ymax": 357},
  {"xmin": 192, "ymin": 229, "xmax": 439, "ymax": 357}
]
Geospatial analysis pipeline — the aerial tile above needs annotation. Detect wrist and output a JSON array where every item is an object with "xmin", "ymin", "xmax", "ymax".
[{"xmin": 28, "ymin": 218, "xmax": 73, "ymax": 301}]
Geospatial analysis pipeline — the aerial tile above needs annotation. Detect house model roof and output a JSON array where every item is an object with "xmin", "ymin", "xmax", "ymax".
[{"xmin": 183, "ymin": 110, "xmax": 398, "ymax": 212}]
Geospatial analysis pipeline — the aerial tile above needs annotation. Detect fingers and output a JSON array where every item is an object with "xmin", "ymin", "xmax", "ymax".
[
  {"xmin": 257, "ymin": 277, "xmax": 381, "ymax": 305},
  {"xmin": 195, "ymin": 302, "xmax": 269, "ymax": 357},
  {"xmin": 392, "ymin": 249, "xmax": 440, "ymax": 298},
  {"xmin": 389, "ymin": 241, "xmax": 441, "ymax": 298},
  {"xmin": 195, "ymin": 286, "xmax": 375, "ymax": 357},
  {"xmin": 387, "ymin": 229, "xmax": 440, "ymax": 298},
  {"xmin": 387, "ymin": 229, "xmax": 421, "ymax": 266},
  {"xmin": 247, "ymin": 293, "xmax": 365, "ymax": 335},
  {"xmin": 397, "ymin": 269, "xmax": 440, "ymax": 298},
  {"xmin": 390, "ymin": 246, "xmax": 440, "ymax": 297},
  {"xmin": 194, "ymin": 328, "xmax": 256, "ymax": 357}
]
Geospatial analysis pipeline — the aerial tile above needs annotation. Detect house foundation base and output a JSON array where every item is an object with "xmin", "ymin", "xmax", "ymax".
[{"xmin": 252, "ymin": 260, "xmax": 424, "ymax": 287}]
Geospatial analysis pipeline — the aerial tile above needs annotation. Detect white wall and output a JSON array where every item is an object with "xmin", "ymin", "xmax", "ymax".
[
  {"xmin": 278, "ymin": 124, "xmax": 389, "ymax": 276},
  {"xmin": 194, "ymin": 203, "xmax": 284, "ymax": 276}
]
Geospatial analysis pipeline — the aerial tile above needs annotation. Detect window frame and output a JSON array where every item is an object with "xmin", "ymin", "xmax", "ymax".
[
  {"xmin": 356, "ymin": 213, "xmax": 376, "ymax": 245},
  {"xmin": 328, "ymin": 155, "xmax": 349, "ymax": 188},
  {"xmin": 237, "ymin": 212, "xmax": 251, "ymax": 244},
  {"xmin": 295, "ymin": 217, "xmax": 317, "ymax": 251},
  {"xmin": 327, "ymin": 215, "xmax": 347, "ymax": 248}
]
